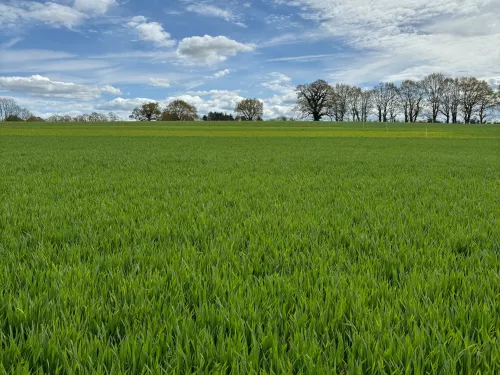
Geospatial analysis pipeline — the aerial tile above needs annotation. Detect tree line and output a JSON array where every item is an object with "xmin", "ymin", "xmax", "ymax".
[
  {"xmin": 0, "ymin": 98, "xmax": 41, "ymax": 122},
  {"xmin": 1, "ymin": 73, "xmax": 499, "ymax": 124},
  {"xmin": 129, "ymin": 99, "xmax": 264, "ymax": 122},
  {"xmin": 0, "ymin": 98, "xmax": 122, "ymax": 122},
  {"xmin": 46, "ymin": 112, "xmax": 121, "ymax": 123},
  {"xmin": 295, "ymin": 74, "xmax": 500, "ymax": 123}
]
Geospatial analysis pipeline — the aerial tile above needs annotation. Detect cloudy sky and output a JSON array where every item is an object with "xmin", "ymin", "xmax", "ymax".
[{"xmin": 1, "ymin": 0, "xmax": 499, "ymax": 119}]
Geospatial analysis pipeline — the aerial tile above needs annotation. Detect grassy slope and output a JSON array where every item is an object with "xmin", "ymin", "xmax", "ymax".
[{"xmin": 1, "ymin": 122, "xmax": 499, "ymax": 374}]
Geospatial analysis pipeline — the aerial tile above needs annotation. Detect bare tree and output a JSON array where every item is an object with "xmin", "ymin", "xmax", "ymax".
[
  {"xmin": 398, "ymin": 80, "xmax": 425, "ymax": 123},
  {"xmin": 294, "ymin": 80, "xmax": 332, "ymax": 121},
  {"xmin": 74, "ymin": 114, "xmax": 90, "ymax": 122},
  {"xmin": 359, "ymin": 90, "xmax": 373, "ymax": 122},
  {"xmin": 89, "ymin": 112, "xmax": 109, "ymax": 122},
  {"xmin": 328, "ymin": 84, "xmax": 351, "ymax": 121},
  {"xmin": 422, "ymin": 73, "xmax": 446, "ymax": 123},
  {"xmin": 347, "ymin": 86, "xmax": 362, "ymax": 122},
  {"xmin": 439, "ymin": 78, "xmax": 461, "ymax": 123},
  {"xmin": 372, "ymin": 83, "xmax": 398, "ymax": 122},
  {"xmin": 459, "ymin": 77, "xmax": 485, "ymax": 124},
  {"xmin": 0, "ymin": 98, "xmax": 21, "ymax": 121},
  {"xmin": 476, "ymin": 82, "xmax": 497, "ymax": 124},
  {"xmin": 108, "ymin": 112, "xmax": 120, "ymax": 122},
  {"xmin": 18, "ymin": 107, "xmax": 33, "ymax": 121}
]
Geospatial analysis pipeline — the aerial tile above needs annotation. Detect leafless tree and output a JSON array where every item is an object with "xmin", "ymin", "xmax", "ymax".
[
  {"xmin": 459, "ymin": 77, "xmax": 485, "ymax": 124},
  {"xmin": 18, "ymin": 107, "xmax": 33, "ymax": 121},
  {"xmin": 398, "ymin": 80, "xmax": 425, "ymax": 122},
  {"xmin": 328, "ymin": 84, "xmax": 351, "ymax": 121},
  {"xmin": 0, "ymin": 98, "xmax": 21, "ymax": 121},
  {"xmin": 359, "ymin": 90, "xmax": 373, "ymax": 122},
  {"xmin": 294, "ymin": 80, "xmax": 333, "ymax": 121},
  {"xmin": 372, "ymin": 83, "xmax": 398, "ymax": 122},
  {"xmin": 422, "ymin": 73, "xmax": 446, "ymax": 123},
  {"xmin": 347, "ymin": 86, "xmax": 362, "ymax": 121},
  {"xmin": 108, "ymin": 112, "xmax": 120, "ymax": 122},
  {"xmin": 439, "ymin": 78, "xmax": 461, "ymax": 123},
  {"xmin": 476, "ymin": 82, "xmax": 497, "ymax": 124}
]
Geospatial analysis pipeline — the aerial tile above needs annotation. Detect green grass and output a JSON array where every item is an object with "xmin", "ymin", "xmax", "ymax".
[{"xmin": 1, "ymin": 122, "xmax": 499, "ymax": 374}]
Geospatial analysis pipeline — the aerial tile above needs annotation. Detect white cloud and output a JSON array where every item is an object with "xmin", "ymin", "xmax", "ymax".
[
  {"xmin": 206, "ymin": 69, "xmax": 235, "ymax": 79},
  {"xmin": 95, "ymin": 97, "xmax": 156, "ymax": 111},
  {"xmin": 0, "ymin": 75, "xmax": 121, "ymax": 100},
  {"xmin": 74, "ymin": 0, "xmax": 116, "ymax": 15},
  {"xmin": 276, "ymin": 0, "xmax": 500, "ymax": 83},
  {"xmin": 261, "ymin": 72, "xmax": 293, "ymax": 92},
  {"xmin": 177, "ymin": 35, "xmax": 254, "ymax": 65},
  {"xmin": 0, "ymin": 1, "xmax": 87, "ymax": 29},
  {"xmin": 186, "ymin": 3, "xmax": 246, "ymax": 27},
  {"xmin": 166, "ymin": 91, "xmax": 245, "ymax": 114},
  {"xmin": 128, "ymin": 16, "xmax": 176, "ymax": 47},
  {"xmin": 149, "ymin": 78, "xmax": 171, "ymax": 87}
]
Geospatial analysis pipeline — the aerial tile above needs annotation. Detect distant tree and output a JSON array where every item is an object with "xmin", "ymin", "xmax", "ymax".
[
  {"xmin": 328, "ymin": 84, "xmax": 351, "ymax": 121},
  {"xmin": 271, "ymin": 115, "xmax": 294, "ymax": 121},
  {"xmin": 26, "ymin": 116, "xmax": 45, "ymax": 122},
  {"xmin": 459, "ymin": 77, "xmax": 485, "ymax": 124},
  {"xmin": 372, "ymin": 83, "xmax": 398, "ymax": 122},
  {"xmin": 422, "ymin": 73, "xmax": 446, "ymax": 123},
  {"xmin": 235, "ymin": 98, "xmax": 264, "ymax": 121},
  {"xmin": 162, "ymin": 100, "xmax": 198, "ymax": 121},
  {"xmin": 202, "ymin": 115, "xmax": 208, "ymax": 121},
  {"xmin": 398, "ymin": 80, "xmax": 425, "ymax": 122},
  {"xmin": 346, "ymin": 86, "xmax": 362, "ymax": 122},
  {"xmin": 17, "ymin": 108, "xmax": 33, "ymax": 121},
  {"xmin": 88, "ymin": 112, "xmax": 109, "ymax": 122},
  {"xmin": 74, "ymin": 114, "xmax": 89, "ymax": 122},
  {"xmin": 476, "ymin": 82, "xmax": 497, "ymax": 124},
  {"xmin": 108, "ymin": 112, "xmax": 120, "ymax": 122},
  {"xmin": 439, "ymin": 78, "xmax": 461, "ymax": 123},
  {"xmin": 359, "ymin": 90, "xmax": 373, "ymax": 122},
  {"xmin": 5, "ymin": 115, "xmax": 24, "ymax": 122},
  {"xmin": 0, "ymin": 98, "xmax": 22, "ymax": 121},
  {"xmin": 294, "ymin": 80, "xmax": 332, "ymax": 121},
  {"xmin": 206, "ymin": 112, "xmax": 234, "ymax": 121},
  {"xmin": 130, "ymin": 102, "xmax": 162, "ymax": 121}
]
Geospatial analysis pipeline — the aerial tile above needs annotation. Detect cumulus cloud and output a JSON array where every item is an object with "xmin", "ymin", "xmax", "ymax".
[
  {"xmin": 0, "ymin": 75, "xmax": 121, "ymax": 100},
  {"xmin": 261, "ymin": 72, "xmax": 293, "ymax": 92},
  {"xmin": 74, "ymin": 0, "xmax": 116, "ymax": 15},
  {"xmin": 186, "ymin": 3, "xmax": 246, "ymax": 27},
  {"xmin": 128, "ymin": 16, "xmax": 176, "ymax": 47},
  {"xmin": 177, "ymin": 35, "xmax": 254, "ymax": 65},
  {"xmin": 95, "ymin": 97, "xmax": 156, "ymax": 111},
  {"xmin": 0, "ymin": 1, "xmax": 87, "ymax": 29}
]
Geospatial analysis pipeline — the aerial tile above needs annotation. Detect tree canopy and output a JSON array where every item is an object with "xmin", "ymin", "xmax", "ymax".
[{"xmin": 235, "ymin": 99, "xmax": 264, "ymax": 121}]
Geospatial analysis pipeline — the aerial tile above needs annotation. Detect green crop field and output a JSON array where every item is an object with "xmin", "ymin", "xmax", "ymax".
[{"xmin": 1, "ymin": 122, "xmax": 499, "ymax": 374}]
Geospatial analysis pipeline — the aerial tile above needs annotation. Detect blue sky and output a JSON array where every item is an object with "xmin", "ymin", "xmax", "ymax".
[{"xmin": 1, "ymin": 0, "xmax": 499, "ymax": 119}]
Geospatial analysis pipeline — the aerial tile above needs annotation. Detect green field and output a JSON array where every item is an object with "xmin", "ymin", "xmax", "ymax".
[{"xmin": 1, "ymin": 122, "xmax": 499, "ymax": 374}]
